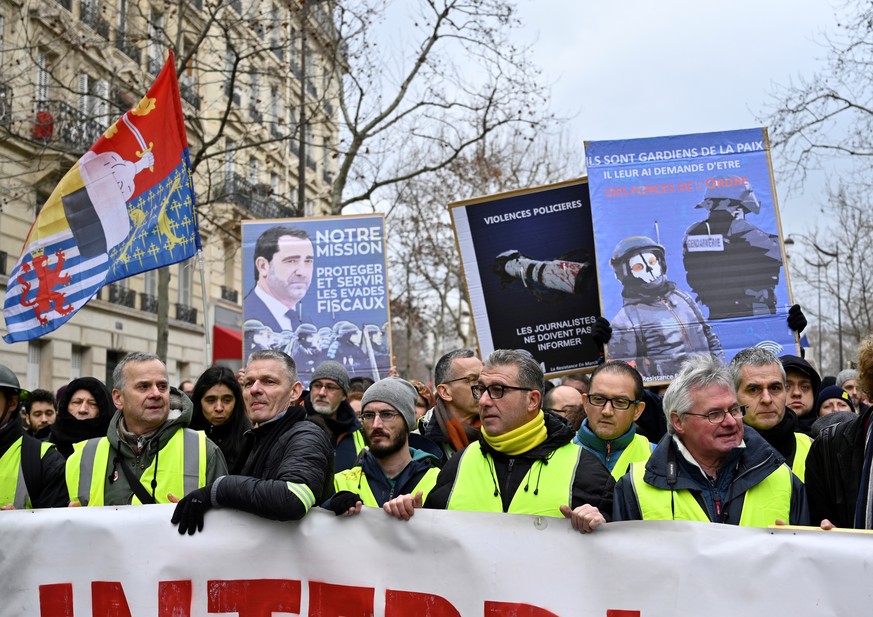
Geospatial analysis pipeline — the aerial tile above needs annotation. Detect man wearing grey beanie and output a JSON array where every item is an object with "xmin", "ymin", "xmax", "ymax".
[
  {"xmin": 328, "ymin": 377, "xmax": 441, "ymax": 514},
  {"xmin": 303, "ymin": 360, "xmax": 362, "ymax": 471}
]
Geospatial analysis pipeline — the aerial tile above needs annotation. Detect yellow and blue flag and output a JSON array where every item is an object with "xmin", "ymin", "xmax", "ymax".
[{"xmin": 3, "ymin": 51, "xmax": 200, "ymax": 343}]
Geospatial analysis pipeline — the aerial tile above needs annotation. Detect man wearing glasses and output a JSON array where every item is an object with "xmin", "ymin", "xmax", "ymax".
[
  {"xmin": 730, "ymin": 348, "xmax": 813, "ymax": 481},
  {"xmin": 614, "ymin": 355, "xmax": 808, "ymax": 526},
  {"xmin": 303, "ymin": 360, "xmax": 363, "ymax": 471},
  {"xmin": 385, "ymin": 349, "xmax": 614, "ymax": 533},
  {"xmin": 573, "ymin": 361, "xmax": 654, "ymax": 481},
  {"xmin": 417, "ymin": 349, "xmax": 484, "ymax": 461},
  {"xmin": 329, "ymin": 377, "xmax": 441, "ymax": 514}
]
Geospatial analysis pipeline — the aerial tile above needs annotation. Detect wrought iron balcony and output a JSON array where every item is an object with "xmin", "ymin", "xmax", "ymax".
[
  {"xmin": 32, "ymin": 100, "xmax": 106, "ymax": 151},
  {"xmin": 220, "ymin": 286, "xmax": 239, "ymax": 303},
  {"xmin": 114, "ymin": 29, "xmax": 141, "ymax": 64},
  {"xmin": 175, "ymin": 303, "xmax": 197, "ymax": 324},
  {"xmin": 108, "ymin": 283, "xmax": 136, "ymax": 308},
  {"xmin": 80, "ymin": 3, "xmax": 110, "ymax": 38},
  {"xmin": 180, "ymin": 81, "xmax": 201, "ymax": 110},
  {"xmin": 139, "ymin": 292, "xmax": 158, "ymax": 314}
]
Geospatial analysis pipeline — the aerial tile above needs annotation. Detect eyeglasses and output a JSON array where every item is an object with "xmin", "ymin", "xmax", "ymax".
[
  {"xmin": 585, "ymin": 394, "xmax": 639, "ymax": 411},
  {"xmin": 311, "ymin": 381, "xmax": 342, "ymax": 393},
  {"xmin": 471, "ymin": 384, "xmax": 533, "ymax": 400},
  {"xmin": 360, "ymin": 410, "xmax": 403, "ymax": 423},
  {"xmin": 544, "ymin": 405, "xmax": 581, "ymax": 416},
  {"xmin": 442, "ymin": 374, "xmax": 478, "ymax": 386},
  {"xmin": 682, "ymin": 405, "xmax": 747, "ymax": 424}
]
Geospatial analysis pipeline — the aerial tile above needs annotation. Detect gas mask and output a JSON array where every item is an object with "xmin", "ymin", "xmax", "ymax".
[{"xmin": 628, "ymin": 252, "xmax": 662, "ymax": 284}]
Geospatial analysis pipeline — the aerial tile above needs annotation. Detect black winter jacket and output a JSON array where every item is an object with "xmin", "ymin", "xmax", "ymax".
[
  {"xmin": 0, "ymin": 417, "xmax": 68, "ymax": 508},
  {"xmin": 214, "ymin": 406, "xmax": 334, "ymax": 521},
  {"xmin": 424, "ymin": 412, "xmax": 615, "ymax": 518},
  {"xmin": 805, "ymin": 407, "xmax": 871, "ymax": 528}
]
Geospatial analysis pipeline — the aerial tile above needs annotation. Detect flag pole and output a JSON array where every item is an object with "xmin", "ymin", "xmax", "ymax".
[{"xmin": 197, "ymin": 248, "xmax": 211, "ymax": 366}]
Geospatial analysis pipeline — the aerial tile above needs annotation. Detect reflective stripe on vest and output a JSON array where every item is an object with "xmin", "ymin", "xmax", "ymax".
[
  {"xmin": 610, "ymin": 434, "xmax": 653, "ymax": 481},
  {"xmin": 629, "ymin": 461, "xmax": 793, "ymax": 527},
  {"xmin": 334, "ymin": 466, "xmax": 440, "ymax": 507},
  {"xmin": 446, "ymin": 441, "xmax": 581, "ymax": 517},
  {"xmin": 352, "ymin": 429, "xmax": 365, "ymax": 455},
  {"xmin": 0, "ymin": 437, "xmax": 51, "ymax": 509},
  {"xmin": 66, "ymin": 429, "xmax": 206, "ymax": 506},
  {"xmin": 792, "ymin": 432, "xmax": 812, "ymax": 482}
]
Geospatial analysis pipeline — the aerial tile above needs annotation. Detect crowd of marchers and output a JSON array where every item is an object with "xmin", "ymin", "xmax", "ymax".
[{"xmin": 1, "ymin": 309, "xmax": 871, "ymax": 534}]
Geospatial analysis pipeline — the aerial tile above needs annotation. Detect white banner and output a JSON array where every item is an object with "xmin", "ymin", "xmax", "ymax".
[{"xmin": 3, "ymin": 505, "xmax": 872, "ymax": 616}]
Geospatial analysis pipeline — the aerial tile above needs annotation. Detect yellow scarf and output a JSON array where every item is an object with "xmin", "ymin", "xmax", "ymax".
[{"xmin": 482, "ymin": 410, "xmax": 548, "ymax": 455}]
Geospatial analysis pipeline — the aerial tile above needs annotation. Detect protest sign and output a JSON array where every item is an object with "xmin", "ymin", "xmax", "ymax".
[
  {"xmin": 241, "ymin": 215, "xmax": 391, "ymax": 385},
  {"xmin": 585, "ymin": 128, "xmax": 796, "ymax": 383},
  {"xmin": 451, "ymin": 180, "xmax": 602, "ymax": 376}
]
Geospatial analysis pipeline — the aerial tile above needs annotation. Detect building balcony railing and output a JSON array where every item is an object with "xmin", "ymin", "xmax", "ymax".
[
  {"xmin": 115, "ymin": 30, "xmax": 141, "ymax": 64},
  {"xmin": 80, "ymin": 3, "xmax": 110, "ymax": 38},
  {"xmin": 220, "ymin": 286, "xmax": 239, "ymax": 304},
  {"xmin": 180, "ymin": 82, "xmax": 201, "ymax": 110},
  {"xmin": 0, "ymin": 82, "xmax": 11, "ymax": 128},
  {"xmin": 139, "ymin": 292, "xmax": 158, "ymax": 314},
  {"xmin": 214, "ymin": 172, "xmax": 293, "ymax": 219},
  {"xmin": 175, "ymin": 303, "xmax": 197, "ymax": 324},
  {"xmin": 107, "ymin": 283, "xmax": 136, "ymax": 309},
  {"xmin": 32, "ymin": 100, "xmax": 106, "ymax": 151}
]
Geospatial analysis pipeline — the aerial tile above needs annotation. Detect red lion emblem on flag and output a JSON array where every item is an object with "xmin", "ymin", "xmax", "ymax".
[{"xmin": 17, "ymin": 249, "xmax": 74, "ymax": 325}]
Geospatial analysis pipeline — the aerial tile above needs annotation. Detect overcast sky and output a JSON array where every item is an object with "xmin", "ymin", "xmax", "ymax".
[{"xmin": 513, "ymin": 0, "xmax": 839, "ymax": 239}]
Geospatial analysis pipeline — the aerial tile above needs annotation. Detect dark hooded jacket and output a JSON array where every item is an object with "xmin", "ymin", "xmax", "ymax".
[
  {"xmin": 805, "ymin": 407, "xmax": 872, "ymax": 528},
  {"xmin": 424, "ymin": 411, "xmax": 615, "ymax": 518},
  {"xmin": 614, "ymin": 428, "xmax": 808, "ymax": 525},
  {"xmin": 753, "ymin": 407, "xmax": 804, "ymax": 468},
  {"xmin": 189, "ymin": 397, "xmax": 252, "ymax": 474},
  {"xmin": 50, "ymin": 377, "xmax": 114, "ymax": 458},
  {"xmin": 214, "ymin": 405, "xmax": 334, "ymax": 521}
]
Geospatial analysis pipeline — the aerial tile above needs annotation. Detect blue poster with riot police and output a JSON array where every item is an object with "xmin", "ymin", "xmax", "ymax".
[
  {"xmin": 585, "ymin": 128, "xmax": 796, "ymax": 383},
  {"xmin": 451, "ymin": 179, "xmax": 603, "ymax": 377},
  {"xmin": 241, "ymin": 215, "xmax": 391, "ymax": 386}
]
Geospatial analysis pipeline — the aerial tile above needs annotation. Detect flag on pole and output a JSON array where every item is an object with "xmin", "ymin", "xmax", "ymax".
[{"xmin": 3, "ymin": 51, "xmax": 201, "ymax": 344}]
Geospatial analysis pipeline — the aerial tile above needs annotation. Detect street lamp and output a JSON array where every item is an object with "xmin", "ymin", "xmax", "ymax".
[
  {"xmin": 812, "ymin": 242, "xmax": 843, "ymax": 371},
  {"xmin": 784, "ymin": 235, "xmax": 843, "ymax": 371}
]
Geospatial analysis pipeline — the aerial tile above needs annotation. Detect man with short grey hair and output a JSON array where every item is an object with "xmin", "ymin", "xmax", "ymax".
[
  {"xmin": 418, "ymin": 348, "xmax": 484, "ymax": 461},
  {"xmin": 614, "ymin": 355, "xmax": 807, "ymax": 526},
  {"xmin": 67, "ymin": 352, "xmax": 226, "ymax": 507},
  {"xmin": 384, "ymin": 349, "xmax": 614, "ymax": 534},
  {"xmin": 172, "ymin": 349, "xmax": 334, "ymax": 534},
  {"xmin": 730, "ymin": 347, "xmax": 812, "ymax": 480}
]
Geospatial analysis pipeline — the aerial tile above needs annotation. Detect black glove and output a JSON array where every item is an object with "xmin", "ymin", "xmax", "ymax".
[
  {"xmin": 326, "ymin": 490, "xmax": 361, "ymax": 516},
  {"xmin": 591, "ymin": 317, "xmax": 613, "ymax": 346},
  {"xmin": 171, "ymin": 486, "xmax": 213, "ymax": 535},
  {"xmin": 787, "ymin": 304, "xmax": 807, "ymax": 334}
]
